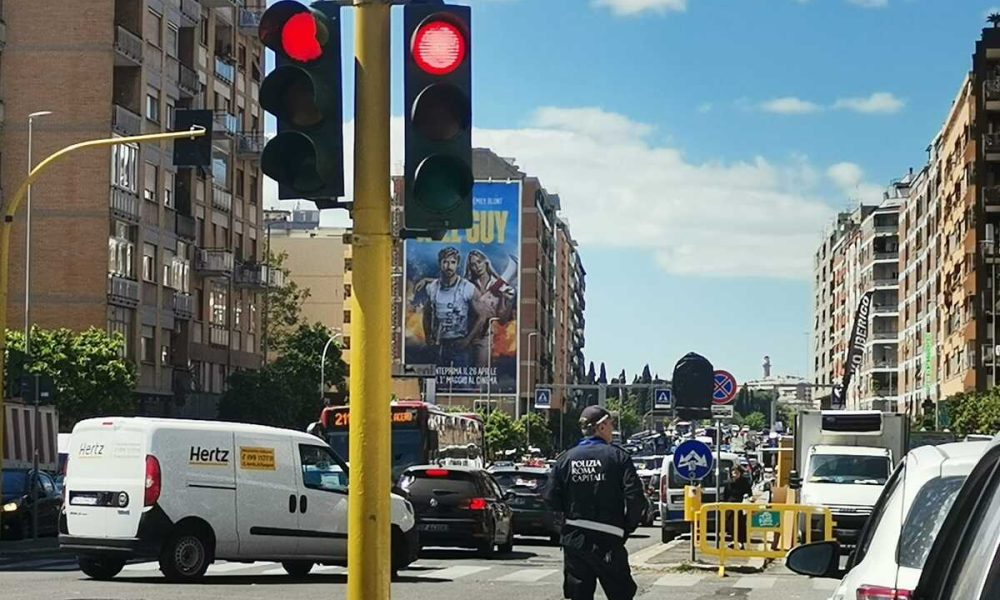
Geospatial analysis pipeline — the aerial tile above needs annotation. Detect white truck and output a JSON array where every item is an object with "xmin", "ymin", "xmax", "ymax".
[{"xmin": 790, "ymin": 410, "xmax": 907, "ymax": 547}]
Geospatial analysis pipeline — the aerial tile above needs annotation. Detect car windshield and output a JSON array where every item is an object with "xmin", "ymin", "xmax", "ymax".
[
  {"xmin": 2, "ymin": 471, "xmax": 27, "ymax": 496},
  {"xmin": 897, "ymin": 475, "xmax": 966, "ymax": 569},
  {"xmin": 807, "ymin": 454, "xmax": 889, "ymax": 485},
  {"xmin": 492, "ymin": 471, "xmax": 548, "ymax": 492}
]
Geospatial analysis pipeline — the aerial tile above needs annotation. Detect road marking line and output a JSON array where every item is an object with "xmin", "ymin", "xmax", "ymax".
[
  {"xmin": 421, "ymin": 565, "xmax": 491, "ymax": 580},
  {"xmin": 733, "ymin": 575, "xmax": 776, "ymax": 589},
  {"xmin": 812, "ymin": 578, "xmax": 840, "ymax": 591},
  {"xmin": 208, "ymin": 561, "xmax": 274, "ymax": 573},
  {"xmin": 652, "ymin": 573, "xmax": 704, "ymax": 587},
  {"xmin": 630, "ymin": 539, "xmax": 682, "ymax": 566},
  {"xmin": 494, "ymin": 568, "xmax": 558, "ymax": 582},
  {"xmin": 123, "ymin": 561, "xmax": 161, "ymax": 572},
  {"xmin": 0, "ymin": 558, "xmax": 73, "ymax": 571},
  {"xmin": 260, "ymin": 564, "xmax": 344, "ymax": 576}
]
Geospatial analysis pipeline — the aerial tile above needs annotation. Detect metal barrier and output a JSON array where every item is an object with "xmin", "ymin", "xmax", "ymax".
[{"xmin": 695, "ymin": 502, "xmax": 835, "ymax": 576}]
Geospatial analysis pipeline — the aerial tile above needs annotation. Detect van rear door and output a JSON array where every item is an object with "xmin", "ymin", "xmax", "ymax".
[{"xmin": 64, "ymin": 419, "xmax": 146, "ymax": 538}]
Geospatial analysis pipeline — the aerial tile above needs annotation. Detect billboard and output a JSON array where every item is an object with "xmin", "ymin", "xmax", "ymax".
[
  {"xmin": 832, "ymin": 290, "xmax": 873, "ymax": 410},
  {"xmin": 402, "ymin": 181, "xmax": 522, "ymax": 396}
]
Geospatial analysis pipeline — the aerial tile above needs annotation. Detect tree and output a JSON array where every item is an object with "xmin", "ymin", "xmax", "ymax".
[
  {"xmin": 264, "ymin": 250, "xmax": 312, "ymax": 353},
  {"xmin": 742, "ymin": 411, "xmax": 767, "ymax": 431},
  {"xmin": 944, "ymin": 390, "xmax": 1000, "ymax": 436},
  {"xmin": 586, "ymin": 362, "xmax": 596, "ymax": 383},
  {"xmin": 6, "ymin": 327, "xmax": 136, "ymax": 431},
  {"xmin": 517, "ymin": 412, "xmax": 553, "ymax": 456},
  {"xmin": 989, "ymin": 12, "xmax": 1000, "ymax": 28},
  {"xmin": 218, "ymin": 323, "xmax": 347, "ymax": 429},
  {"xmin": 484, "ymin": 410, "xmax": 524, "ymax": 457},
  {"xmin": 598, "ymin": 362, "xmax": 608, "ymax": 384},
  {"xmin": 606, "ymin": 396, "xmax": 641, "ymax": 438}
]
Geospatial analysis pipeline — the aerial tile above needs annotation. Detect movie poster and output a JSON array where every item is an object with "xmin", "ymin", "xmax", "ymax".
[{"xmin": 402, "ymin": 181, "xmax": 521, "ymax": 396}]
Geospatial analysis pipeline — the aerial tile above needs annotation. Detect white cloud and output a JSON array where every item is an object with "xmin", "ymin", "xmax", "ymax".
[
  {"xmin": 847, "ymin": 0, "xmax": 888, "ymax": 7},
  {"xmin": 759, "ymin": 97, "xmax": 823, "ymax": 115},
  {"xmin": 697, "ymin": 102, "xmax": 713, "ymax": 114},
  {"xmin": 834, "ymin": 92, "xmax": 905, "ymax": 114},
  {"xmin": 827, "ymin": 162, "xmax": 884, "ymax": 204},
  {"xmin": 592, "ymin": 0, "xmax": 687, "ymax": 16}
]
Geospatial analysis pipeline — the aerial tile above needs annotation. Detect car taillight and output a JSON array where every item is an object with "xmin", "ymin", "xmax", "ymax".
[
  {"xmin": 660, "ymin": 475, "xmax": 667, "ymax": 499},
  {"xmin": 144, "ymin": 455, "xmax": 161, "ymax": 507},
  {"xmin": 465, "ymin": 497, "xmax": 488, "ymax": 510},
  {"xmin": 857, "ymin": 585, "xmax": 913, "ymax": 600},
  {"xmin": 425, "ymin": 469, "xmax": 450, "ymax": 478}
]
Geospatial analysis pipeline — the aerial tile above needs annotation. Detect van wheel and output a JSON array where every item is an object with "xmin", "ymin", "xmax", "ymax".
[
  {"xmin": 159, "ymin": 529, "xmax": 211, "ymax": 582},
  {"xmin": 281, "ymin": 561, "xmax": 314, "ymax": 577},
  {"xmin": 79, "ymin": 556, "xmax": 125, "ymax": 580}
]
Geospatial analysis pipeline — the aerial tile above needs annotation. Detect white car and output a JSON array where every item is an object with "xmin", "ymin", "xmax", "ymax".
[{"xmin": 799, "ymin": 441, "xmax": 988, "ymax": 600}]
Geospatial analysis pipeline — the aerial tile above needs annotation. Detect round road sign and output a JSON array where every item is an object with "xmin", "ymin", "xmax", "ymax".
[{"xmin": 712, "ymin": 370, "xmax": 738, "ymax": 405}]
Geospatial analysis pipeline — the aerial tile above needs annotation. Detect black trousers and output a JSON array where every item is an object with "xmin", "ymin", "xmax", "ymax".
[{"xmin": 561, "ymin": 529, "xmax": 637, "ymax": 600}]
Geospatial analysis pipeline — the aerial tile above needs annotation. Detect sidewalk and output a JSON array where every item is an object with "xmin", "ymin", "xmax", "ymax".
[
  {"xmin": 630, "ymin": 537, "xmax": 767, "ymax": 574},
  {"xmin": 0, "ymin": 536, "xmax": 63, "ymax": 557}
]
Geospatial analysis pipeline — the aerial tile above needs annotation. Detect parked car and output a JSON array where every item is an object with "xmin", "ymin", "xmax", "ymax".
[
  {"xmin": 400, "ymin": 465, "xmax": 513, "ymax": 557},
  {"xmin": 787, "ymin": 434, "xmax": 1000, "ymax": 600},
  {"xmin": 1, "ymin": 468, "xmax": 63, "ymax": 540},
  {"xmin": 490, "ymin": 466, "xmax": 562, "ymax": 543}
]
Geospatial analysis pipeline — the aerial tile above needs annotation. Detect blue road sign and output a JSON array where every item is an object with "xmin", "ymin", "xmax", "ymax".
[
  {"xmin": 673, "ymin": 439, "xmax": 714, "ymax": 481},
  {"xmin": 653, "ymin": 388, "xmax": 672, "ymax": 410},
  {"xmin": 534, "ymin": 388, "xmax": 552, "ymax": 409},
  {"xmin": 712, "ymin": 370, "xmax": 738, "ymax": 404}
]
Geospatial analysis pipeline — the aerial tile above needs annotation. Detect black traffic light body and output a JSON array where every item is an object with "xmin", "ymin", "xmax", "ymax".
[
  {"xmin": 172, "ymin": 109, "xmax": 213, "ymax": 167},
  {"xmin": 403, "ymin": 3, "xmax": 473, "ymax": 231},
  {"xmin": 259, "ymin": 0, "xmax": 344, "ymax": 208},
  {"xmin": 671, "ymin": 352, "xmax": 714, "ymax": 421}
]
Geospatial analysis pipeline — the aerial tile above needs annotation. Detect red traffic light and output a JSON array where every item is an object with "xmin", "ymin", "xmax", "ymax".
[
  {"xmin": 412, "ymin": 20, "xmax": 466, "ymax": 76},
  {"xmin": 282, "ymin": 12, "xmax": 323, "ymax": 62}
]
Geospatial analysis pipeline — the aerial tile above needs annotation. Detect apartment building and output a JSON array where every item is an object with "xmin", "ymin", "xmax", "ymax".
[
  {"xmin": 2, "ymin": 1, "xmax": 267, "ymax": 414},
  {"xmin": 553, "ymin": 218, "xmax": 587, "ymax": 411}
]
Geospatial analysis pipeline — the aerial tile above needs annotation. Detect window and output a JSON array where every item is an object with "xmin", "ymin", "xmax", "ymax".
[
  {"xmin": 145, "ymin": 9, "xmax": 162, "ymax": 47},
  {"xmin": 161, "ymin": 328, "xmax": 172, "ymax": 365},
  {"xmin": 344, "ymin": 284, "xmax": 352, "ymax": 298},
  {"xmin": 210, "ymin": 283, "xmax": 228, "ymax": 325},
  {"xmin": 343, "ymin": 336, "xmax": 351, "ymax": 349},
  {"xmin": 111, "ymin": 141, "xmax": 139, "ymax": 192},
  {"xmin": 108, "ymin": 221, "xmax": 136, "ymax": 278},
  {"xmin": 107, "ymin": 306, "xmax": 133, "ymax": 358},
  {"xmin": 164, "ymin": 172, "xmax": 174, "ymax": 208},
  {"xmin": 165, "ymin": 101, "xmax": 176, "ymax": 129},
  {"xmin": 146, "ymin": 87, "xmax": 160, "ymax": 123},
  {"xmin": 249, "ymin": 303, "xmax": 256, "ymax": 332},
  {"xmin": 249, "ymin": 175, "xmax": 258, "ymax": 204},
  {"xmin": 166, "ymin": 23, "xmax": 179, "ymax": 57},
  {"xmin": 235, "ymin": 304, "xmax": 242, "ymax": 328},
  {"xmin": 144, "ymin": 162, "xmax": 158, "ymax": 202},
  {"xmin": 899, "ymin": 476, "xmax": 966, "ymax": 570},
  {"xmin": 344, "ymin": 310, "xmax": 351, "ymax": 324},
  {"xmin": 235, "ymin": 168, "xmax": 245, "ymax": 197},
  {"xmin": 238, "ymin": 43, "xmax": 247, "ymax": 71},
  {"xmin": 142, "ymin": 243, "xmax": 157, "ymax": 282},
  {"xmin": 200, "ymin": 12, "xmax": 209, "ymax": 45},
  {"xmin": 140, "ymin": 326, "xmax": 155, "ymax": 364},
  {"xmin": 299, "ymin": 445, "xmax": 348, "ymax": 493},
  {"xmin": 162, "ymin": 248, "xmax": 176, "ymax": 288}
]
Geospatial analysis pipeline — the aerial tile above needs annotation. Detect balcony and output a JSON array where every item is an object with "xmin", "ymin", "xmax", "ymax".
[
  {"xmin": 235, "ymin": 262, "xmax": 285, "ymax": 289},
  {"xmin": 213, "ymin": 111, "xmax": 239, "ymax": 137},
  {"xmin": 871, "ymin": 331, "xmax": 899, "ymax": 340},
  {"xmin": 110, "ymin": 186, "xmax": 140, "ymax": 223},
  {"xmin": 201, "ymin": 0, "xmax": 238, "ymax": 7},
  {"xmin": 872, "ymin": 359, "xmax": 899, "ymax": 369},
  {"xmin": 238, "ymin": 7, "xmax": 262, "ymax": 32},
  {"xmin": 180, "ymin": 0, "xmax": 202, "ymax": 24},
  {"xmin": 985, "ymin": 133, "xmax": 1000, "ymax": 161},
  {"xmin": 178, "ymin": 63, "xmax": 200, "ymax": 97},
  {"xmin": 236, "ymin": 133, "xmax": 265, "ymax": 159},
  {"xmin": 196, "ymin": 249, "xmax": 234, "ymax": 277},
  {"xmin": 986, "ymin": 186, "xmax": 1000, "ymax": 210},
  {"xmin": 873, "ymin": 251, "xmax": 899, "ymax": 262},
  {"xmin": 173, "ymin": 292, "xmax": 194, "ymax": 320},
  {"xmin": 176, "ymin": 214, "xmax": 196, "ymax": 241},
  {"xmin": 873, "ymin": 277, "xmax": 898, "ymax": 288},
  {"xmin": 113, "ymin": 25, "xmax": 143, "ymax": 66},
  {"xmin": 212, "ymin": 184, "xmax": 233, "ymax": 212},
  {"xmin": 873, "ymin": 224, "xmax": 897, "ymax": 235},
  {"xmin": 987, "ymin": 78, "xmax": 1000, "ymax": 110},
  {"xmin": 107, "ymin": 275, "xmax": 140, "ymax": 308},
  {"xmin": 871, "ymin": 304, "xmax": 899, "ymax": 316},
  {"xmin": 214, "ymin": 57, "xmax": 235, "ymax": 84},
  {"xmin": 112, "ymin": 104, "xmax": 141, "ymax": 136},
  {"xmin": 209, "ymin": 325, "xmax": 231, "ymax": 347}
]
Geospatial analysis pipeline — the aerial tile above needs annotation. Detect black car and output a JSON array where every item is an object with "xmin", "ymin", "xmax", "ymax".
[
  {"xmin": 400, "ymin": 465, "xmax": 514, "ymax": 557},
  {"xmin": 491, "ymin": 466, "xmax": 563, "ymax": 543},
  {"xmin": 1, "ymin": 469, "xmax": 62, "ymax": 540}
]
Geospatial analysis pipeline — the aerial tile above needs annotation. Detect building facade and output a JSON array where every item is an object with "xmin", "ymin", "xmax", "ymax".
[
  {"xmin": 3, "ymin": 0, "xmax": 267, "ymax": 413},
  {"xmin": 552, "ymin": 218, "xmax": 586, "ymax": 410}
]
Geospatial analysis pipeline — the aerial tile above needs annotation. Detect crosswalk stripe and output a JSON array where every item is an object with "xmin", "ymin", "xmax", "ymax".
[
  {"xmin": 208, "ymin": 561, "xmax": 273, "ymax": 573},
  {"xmin": 421, "ymin": 565, "xmax": 491, "ymax": 580},
  {"xmin": 0, "ymin": 558, "xmax": 74, "ymax": 571},
  {"xmin": 313, "ymin": 565, "xmax": 345, "ymax": 574},
  {"xmin": 653, "ymin": 573, "xmax": 704, "ymax": 587},
  {"xmin": 733, "ymin": 576, "xmax": 776, "ymax": 589},
  {"xmin": 123, "ymin": 561, "xmax": 160, "ymax": 572},
  {"xmin": 494, "ymin": 568, "xmax": 558, "ymax": 583},
  {"xmin": 812, "ymin": 578, "xmax": 840, "ymax": 591}
]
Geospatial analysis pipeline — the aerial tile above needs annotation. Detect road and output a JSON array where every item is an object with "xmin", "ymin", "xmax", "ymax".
[{"xmin": 2, "ymin": 527, "xmax": 836, "ymax": 599}]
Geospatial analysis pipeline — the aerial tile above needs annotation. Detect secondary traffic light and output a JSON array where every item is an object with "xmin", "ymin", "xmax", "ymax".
[
  {"xmin": 403, "ymin": 3, "xmax": 473, "ymax": 231},
  {"xmin": 172, "ymin": 109, "xmax": 213, "ymax": 167},
  {"xmin": 258, "ymin": 0, "xmax": 344, "ymax": 207}
]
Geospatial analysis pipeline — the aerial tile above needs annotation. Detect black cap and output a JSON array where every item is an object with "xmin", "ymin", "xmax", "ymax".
[{"xmin": 580, "ymin": 406, "xmax": 612, "ymax": 429}]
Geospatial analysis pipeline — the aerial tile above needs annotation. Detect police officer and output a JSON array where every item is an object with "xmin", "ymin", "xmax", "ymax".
[{"xmin": 545, "ymin": 406, "xmax": 647, "ymax": 600}]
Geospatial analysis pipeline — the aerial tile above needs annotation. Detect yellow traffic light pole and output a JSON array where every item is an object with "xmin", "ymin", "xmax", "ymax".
[
  {"xmin": 348, "ymin": 0, "xmax": 393, "ymax": 598},
  {"xmin": 0, "ymin": 127, "xmax": 205, "ymax": 505}
]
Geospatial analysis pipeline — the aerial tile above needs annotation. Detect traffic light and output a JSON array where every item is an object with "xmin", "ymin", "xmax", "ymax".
[
  {"xmin": 671, "ymin": 352, "xmax": 714, "ymax": 420},
  {"xmin": 403, "ymin": 2, "xmax": 473, "ymax": 231},
  {"xmin": 258, "ymin": 0, "xmax": 344, "ymax": 207},
  {"xmin": 172, "ymin": 109, "xmax": 213, "ymax": 167}
]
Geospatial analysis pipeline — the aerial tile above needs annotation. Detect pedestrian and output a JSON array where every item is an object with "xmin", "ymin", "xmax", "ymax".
[
  {"xmin": 723, "ymin": 465, "xmax": 753, "ymax": 549},
  {"xmin": 544, "ymin": 406, "xmax": 647, "ymax": 600}
]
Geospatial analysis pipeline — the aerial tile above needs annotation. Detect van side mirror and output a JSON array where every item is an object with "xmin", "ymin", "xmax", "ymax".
[
  {"xmin": 789, "ymin": 469, "xmax": 801, "ymax": 490},
  {"xmin": 306, "ymin": 421, "xmax": 325, "ymax": 439},
  {"xmin": 785, "ymin": 541, "xmax": 844, "ymax": 579}
]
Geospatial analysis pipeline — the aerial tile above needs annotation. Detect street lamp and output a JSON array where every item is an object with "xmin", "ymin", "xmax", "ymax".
[
  {"xmin": 525, "ymin": 331, "xmax": 539, "ymax": 421},
  {"xmin": 320, "ymin": 332, "xmax": 343, "ymax": 402},
  {"xmin": 25, "ymin": 111, "xmax": 52, "ymax": 348},
  {"xmin": 485, "ymin": 317, "xmax": 500, "ymax": 414}
]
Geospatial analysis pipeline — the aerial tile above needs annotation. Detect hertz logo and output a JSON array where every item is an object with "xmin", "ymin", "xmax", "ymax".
[{"xmin": 189, "ymin": 446, "xmax": 230, "ymax": 466}]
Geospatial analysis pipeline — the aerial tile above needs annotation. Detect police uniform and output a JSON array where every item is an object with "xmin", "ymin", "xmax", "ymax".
[{"xmin": 545, "ymin": 407, "xmax": 647, "ymax": 600}]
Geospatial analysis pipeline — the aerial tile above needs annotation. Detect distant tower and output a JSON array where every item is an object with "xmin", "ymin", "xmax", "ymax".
[{"xmin": 763, "ymin": 356, "xmax": 772, "ymax": 378}]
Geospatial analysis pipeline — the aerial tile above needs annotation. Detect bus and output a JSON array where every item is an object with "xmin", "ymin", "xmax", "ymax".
[{"xmin": 315, "ymin": 401, "xmax": 486, "ymax": 481}]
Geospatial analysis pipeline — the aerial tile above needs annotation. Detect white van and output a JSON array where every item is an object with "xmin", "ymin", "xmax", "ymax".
[
  {"xmin": 59, "ymin": 417, "xmax": 419, "ymax": 581},
  {"xmin": 659, "ymin": 451, "xmax": 740, "ymax": 543}
]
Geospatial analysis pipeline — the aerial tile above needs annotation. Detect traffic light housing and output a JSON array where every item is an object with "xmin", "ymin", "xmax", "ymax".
[
  {"xmin": 403, "ymin": 3, "xmax": 473, "ymax": 231},
  {"xmin": 172, "ymin": 109, "xmax": 213, "ymax": 167},
  {"xmin": 259, "ymin": 0, "xmax": 344, "ymax": 208},
  {"xmin": 671, "ymin": 352, "xmax": 714, "ymax": 420}
]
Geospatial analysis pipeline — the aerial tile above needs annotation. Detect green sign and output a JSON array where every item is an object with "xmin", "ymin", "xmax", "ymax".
[
  {"xmin": 923, "ymin": 333, "xmax": 935, "ymax": 394},
  {"xmin": 750, "ymin": 510, "xmax": 781, "ymax": 530}
]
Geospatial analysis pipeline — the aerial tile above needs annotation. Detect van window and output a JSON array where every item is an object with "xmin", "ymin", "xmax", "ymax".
[
  {"xmin": 667, "ymin": 459, "xmax": 734, "ymax": 489},
  {"xmin": 898, "ymin": 476, "xmax": 965, "ymax": 570},
  {"xmin": 299, "ymin": 445, "xmax": 348, "ymax": 493}
]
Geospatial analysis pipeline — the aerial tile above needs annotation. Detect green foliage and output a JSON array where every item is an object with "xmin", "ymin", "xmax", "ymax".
[
  {"xmin": 264, "ymin": 250, "xmax": 312, "ymax": 352},
  {"xmin": 742, "ymin": 411, "xmax": 767, "ymax": 431},
  {"xmin": 6, "ymin": 327, "xmax": 136, "ymax": 431},
  {"xmin": 517, "ymin": 412, "xmax": 553, "ymax": 456},
  {"xmin": 484, "ymin": 410, "xmax": 524, "ymax": 457},
  {"xmin": 218, "ymin": 323, "xmax": 347, "ymax": 429},
  {"xmin": 943, "ymin": 390, "xmax": 1000, "ymax": 436},
  {"xmin": 606, "ymin": 395, "xmax": 641, "ymax": 438}
]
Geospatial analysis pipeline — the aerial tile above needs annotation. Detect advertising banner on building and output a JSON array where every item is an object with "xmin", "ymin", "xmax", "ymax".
[
  {"xmin": 832, "ymin": 290, "xmax": 874, "ymax": 409},
  {"xmin": 402, "ymin": 181, "xmax": 522, "ymax": 396}
]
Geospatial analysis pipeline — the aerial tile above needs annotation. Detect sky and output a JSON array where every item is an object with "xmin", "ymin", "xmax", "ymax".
[{"xmin": 266, "ymin": 0, "xmax": 997, "ymax": 384}]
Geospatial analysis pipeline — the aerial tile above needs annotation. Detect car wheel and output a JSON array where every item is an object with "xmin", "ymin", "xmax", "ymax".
[
  {"xmin": 159, "ymin": 528, "xmax": 212, "ymax": 582},
  {"xmin": 281, "ymin": 561, "xmax": 314, "ymax": 577},
  {"xmin": 549, "ymin": 534, "xmax": 561, "ymax": 545},
  {"xmin": 498, "ymin": 529, "xmax": 514, "ymax": 554},
  {"xmin": 478, "ymin": 524, "xmax": 496, "ymax": 558},
  {"xmin": 79, "ymin": 556, "xmax": 126, "ymax": 580}
]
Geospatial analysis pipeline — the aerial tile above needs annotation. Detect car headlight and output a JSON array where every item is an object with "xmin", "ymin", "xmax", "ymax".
[{"xmin": 2, "ymin": 501, "xmax": 19, "ymax": 512}]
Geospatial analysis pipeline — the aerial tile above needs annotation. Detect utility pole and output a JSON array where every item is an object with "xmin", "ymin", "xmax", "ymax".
[{"xmin": 347, "ymin": 0, "xmax": 393, "ymax": 598}]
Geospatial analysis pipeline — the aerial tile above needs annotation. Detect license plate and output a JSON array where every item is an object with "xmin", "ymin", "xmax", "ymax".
[
  {"xmin": 71, "ymin": 495, "xmax": 98, "ymax": 506},
  {"xmin": 418, "ymin": 523, "xmax": 448, "ymax": 532}
]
